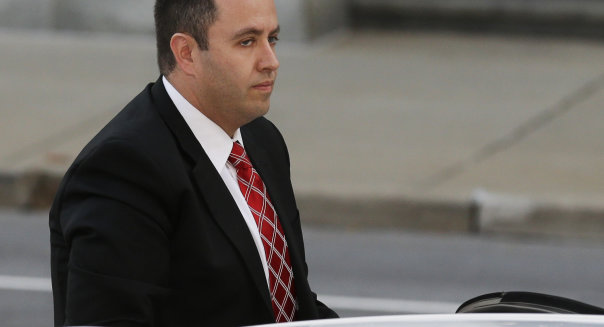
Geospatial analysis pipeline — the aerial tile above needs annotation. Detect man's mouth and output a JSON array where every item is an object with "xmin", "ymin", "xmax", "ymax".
[{"xmin": 252, "ymin": 81, "xmax": 274, "ymax": 92}]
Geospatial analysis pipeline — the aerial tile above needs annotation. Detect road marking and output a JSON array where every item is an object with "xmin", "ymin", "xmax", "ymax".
[
  {"xmin": 0, "ymin": 275, "xmax": 52, "ymax": 292},
  {"xmin": 317, "ymin": 294, "xmax": 459, "ymax": 314},
  {"xmin": 0, "ymin": 275, "xmax": 459, "ymax": 314}
]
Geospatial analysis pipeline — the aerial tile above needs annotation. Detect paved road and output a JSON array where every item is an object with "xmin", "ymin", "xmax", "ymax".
[
  {"xmin": 2, "ymin": 209, "xmax": 604, "ymax": 326},
  {"xmin": 0, "ymin": 210, "xmax": 52, "ymax": 327},
  {"xmin": 305, "ymin": 225, "xmax": 604, "ymax": 316}
]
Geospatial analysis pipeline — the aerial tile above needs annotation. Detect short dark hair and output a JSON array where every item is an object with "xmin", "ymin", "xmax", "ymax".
[{"xmin": 154, "ymin": 0, "xmax": 218, "ymax": 75}]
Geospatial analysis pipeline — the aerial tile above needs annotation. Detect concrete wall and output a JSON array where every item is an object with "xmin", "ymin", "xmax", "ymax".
[
  {"xmin": 0, "ymin": 0, "xmax": 155, "ymax": 32},
  {"xmin": 351, "ymin": 0, "xmax": 604, "ymax": 36},
  {"xmin": 3, "ymin": 0, "xmax": 604, "ymax": 40},
  {"xmin": 275, "ymin": 0, "xmax": 350, "ymax": 41},
  {"xmin": 274, "ymin": 0, "xmax": 307, "ymax": 42},
  {"xmin": 305, "ymin": 0, "xmax": 350, "ymax": 40},
  {"xmin": 352, "ymin": 0, "xmax": 604, "ymax": 17},
  {"xmin": 0, "ymin": 0, "xmax": 55, "ymax": 29},
  {"xmin": 54, "ymin": 0, "xmax": 154, "ymax": 34},
  {"xmin": 0, "ymin": 0, "xmax": 349, "ymax": 42}
]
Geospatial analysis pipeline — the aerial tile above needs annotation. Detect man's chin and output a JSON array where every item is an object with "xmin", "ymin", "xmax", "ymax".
[
  {"xmin": 256, "ymin": 104, "xmax": 270, "ymax": 118},
  {"xmin": 241, "ymin": 103, "xmax": 270, "ymax": 125},
  {"xmin": 254, "ymin": 98, "xmax": 271, "ymax": 114}
]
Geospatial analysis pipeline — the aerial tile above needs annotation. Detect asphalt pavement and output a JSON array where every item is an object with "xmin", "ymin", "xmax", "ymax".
[
  {"xmin": 3, "ymin": 209, "xmax": 604, "ymax": 326},
  {"xmin": 1, "ymin": 28, "xmax": 604, "ymax": 241}
]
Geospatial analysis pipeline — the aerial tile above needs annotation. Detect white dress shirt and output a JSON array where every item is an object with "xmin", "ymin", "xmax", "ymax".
[{"xmin": 162, "ymin": 76, "xmax": 270, "ymax": 284}]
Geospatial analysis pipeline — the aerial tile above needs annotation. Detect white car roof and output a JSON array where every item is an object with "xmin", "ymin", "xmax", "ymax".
[{"xmin": 251, "ymin": 314, "xmax": 604, "ymax": 327}]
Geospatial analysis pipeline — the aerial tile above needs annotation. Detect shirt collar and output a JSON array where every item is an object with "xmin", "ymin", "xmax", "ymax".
[{"xmin": 163, "ymin": 76, "xmax": 243, "ymax": 172}]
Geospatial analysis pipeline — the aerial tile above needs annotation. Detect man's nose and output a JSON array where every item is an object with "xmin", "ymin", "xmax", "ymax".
[{"xmin": 257, "ymin": 41, "xmax": 280, "ymax": 72}]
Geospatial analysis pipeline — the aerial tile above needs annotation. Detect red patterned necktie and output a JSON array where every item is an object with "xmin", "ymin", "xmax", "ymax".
[{"xmin": 228, "ymin": 141, "xmax": 297, "ymax": 322}]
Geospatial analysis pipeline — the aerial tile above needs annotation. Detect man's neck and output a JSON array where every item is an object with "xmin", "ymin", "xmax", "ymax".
[{"xmin": 164, "ymin": 73, "xmax": 238, "ymax": 138}]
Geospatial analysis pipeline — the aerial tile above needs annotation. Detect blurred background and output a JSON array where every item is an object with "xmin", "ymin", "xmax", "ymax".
[{"xmin": 1, "ymin": 0, "xmax": 604, "ymax": 326}]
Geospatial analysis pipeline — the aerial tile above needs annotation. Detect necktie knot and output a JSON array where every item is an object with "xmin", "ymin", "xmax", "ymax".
[{"xmin": 228, "ymin": 141, "xmax": 252, "ymax": 170}]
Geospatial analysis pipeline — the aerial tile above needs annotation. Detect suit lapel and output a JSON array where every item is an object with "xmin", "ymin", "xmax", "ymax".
[
  {"xmin": 191, "ymin": 160, "xmax": 274, "ymax": 315},
  {"xmin": 150, "ymin": 79, "xmax": 274, "ymax": 316}
]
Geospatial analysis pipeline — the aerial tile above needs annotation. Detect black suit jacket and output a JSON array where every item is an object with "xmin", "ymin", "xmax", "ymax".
[{"xmin": 49, "ymin": 78, "xmax": 337, "ymax": 327}]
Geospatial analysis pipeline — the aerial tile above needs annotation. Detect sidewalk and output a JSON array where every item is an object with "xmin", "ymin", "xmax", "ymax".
[{"xmin": 1, "ymin": 29, "xmax": 603, "ymax": 241}]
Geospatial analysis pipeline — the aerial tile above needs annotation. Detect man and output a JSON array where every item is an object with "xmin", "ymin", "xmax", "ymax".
[{"xmin": 49, "ymin": 0, "xmax": 338, "ymax": 326}]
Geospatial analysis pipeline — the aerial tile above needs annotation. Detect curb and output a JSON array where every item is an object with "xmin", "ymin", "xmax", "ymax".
[
  {"xmin": 298, "ymin": 193, "xmax": 604, "ymax": 242},
  {"xmin": 298, "ymin": 195, "xmax": 472, "ymax": 233},
  {"xmin": 2, "ymin": 170, "xmax": 603, "ymax": 242},
  {"xmin": 0, "ymin": 171, "xmax": 61, "ymax": 210}
]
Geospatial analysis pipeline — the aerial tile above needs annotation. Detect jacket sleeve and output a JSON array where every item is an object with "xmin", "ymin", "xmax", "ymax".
[{"xmin": 53, "ymin": 139, "xmax": 175, "ymax": 327}]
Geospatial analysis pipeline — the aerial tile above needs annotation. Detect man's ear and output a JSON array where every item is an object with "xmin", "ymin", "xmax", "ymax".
[{"xmin": 170, "ymin": 33, "xmax": 199, "ymax": 75}]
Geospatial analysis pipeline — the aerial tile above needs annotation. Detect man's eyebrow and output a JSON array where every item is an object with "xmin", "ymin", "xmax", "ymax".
[{"xmin": 232, "ymin": 25, "xmax": 280, "ymax": 40}]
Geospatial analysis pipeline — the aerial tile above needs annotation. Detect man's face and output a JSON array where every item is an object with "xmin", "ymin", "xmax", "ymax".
[{"xmin": 192, "ymin": 0, "xmax": 280, "ymax": 133}]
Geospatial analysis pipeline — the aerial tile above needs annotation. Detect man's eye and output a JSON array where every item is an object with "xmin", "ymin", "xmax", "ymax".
[
  {"xmin": 269, "ymin": 36, "xmax": 279, "ymax": 45},
  {"xmin": 241, "ymin": 39, "xmax": 253, "ymax": 46}
]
